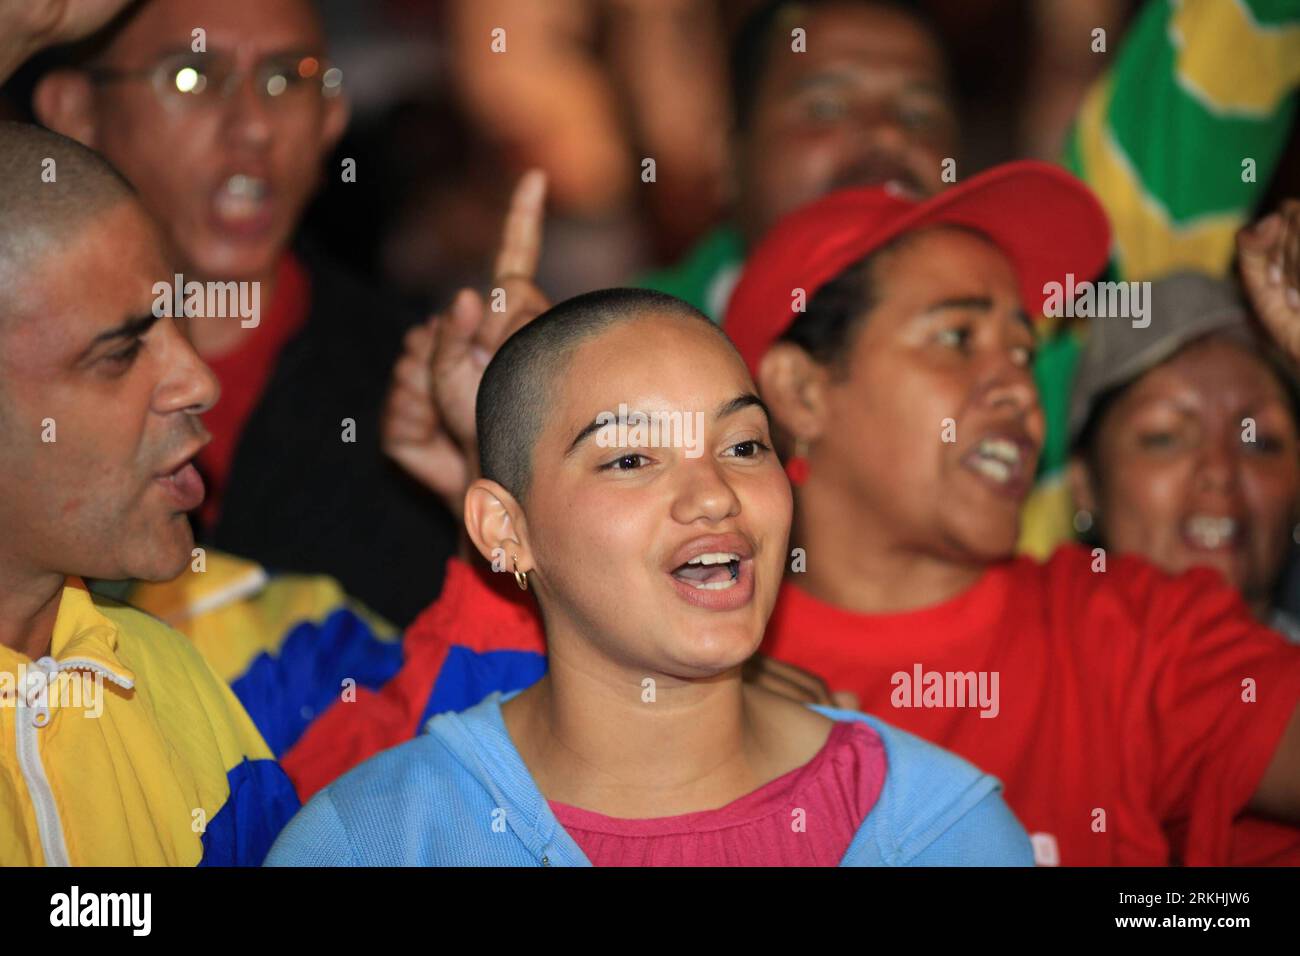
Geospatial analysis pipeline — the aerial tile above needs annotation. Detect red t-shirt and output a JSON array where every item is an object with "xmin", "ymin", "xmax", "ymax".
[
  {"xmin": 762, "ymin": 545, "xmax": 1300, "ymax": 866},
  {"xmin": 196, "ymin": 255, "xmax": 311, "ymax": 528},
  {"xmin": 551, "ymin": 721, "xmax": 885, "ymax": 866}
]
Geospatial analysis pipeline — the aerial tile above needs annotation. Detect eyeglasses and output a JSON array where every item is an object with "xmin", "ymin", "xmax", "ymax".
[{"xmin": 87, "ymin": 51, "xmax": 343, "ymax": 109}]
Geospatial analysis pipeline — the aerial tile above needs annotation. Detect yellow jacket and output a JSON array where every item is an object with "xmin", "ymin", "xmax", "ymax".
[{"xmin": 0, "ymin": 579, "xmax": 298, "ymax": 865}]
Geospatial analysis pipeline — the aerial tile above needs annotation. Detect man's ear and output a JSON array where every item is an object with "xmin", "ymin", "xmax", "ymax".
[
  {"xmin": 33, "ymin": 70, "xmax": 99, "ymax": 147},
  {"xmin": 1067, "ymin": 455, "xmax": 1099, "ymax": 516},
  {"xmin": 463, "ymin": 477, "xmax": 534, "ymax": 575},
  {"xmin": 756, "ymin": 342, "xmax": 832, "ymax": 444}
]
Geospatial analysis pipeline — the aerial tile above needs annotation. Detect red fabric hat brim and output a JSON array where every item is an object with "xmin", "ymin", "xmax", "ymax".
[{"xmin": 723, "ymin": 160, "xmax": 1112, "ymax": 380}]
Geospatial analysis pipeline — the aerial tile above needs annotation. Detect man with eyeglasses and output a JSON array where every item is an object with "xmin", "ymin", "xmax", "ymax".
[{"xmin": 32, "ymin": 0, "xmax": 460, "ymax": 628}]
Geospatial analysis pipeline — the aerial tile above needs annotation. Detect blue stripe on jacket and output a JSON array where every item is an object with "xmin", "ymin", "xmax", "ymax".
[
  {"xmin": 200, "ymin": 757, "xmax": 301, "ymax": 866},
  {"xmin": 420, "ymin": 646, "xmax": 549, "ymax": 726},
  {"xmin": 231, "ymin": 607, "xmax": 404, "ymax": 757}
]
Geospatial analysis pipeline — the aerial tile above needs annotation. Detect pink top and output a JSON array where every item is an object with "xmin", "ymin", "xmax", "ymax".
[{"xmin": 549, "ymin": 721, "xmax": 886, "ymax": 866}]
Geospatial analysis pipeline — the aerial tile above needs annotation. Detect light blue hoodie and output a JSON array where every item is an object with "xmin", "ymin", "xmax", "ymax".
[{"xmin": 267, "ymin": 692, "xmax": 1033, "ymax": 866}]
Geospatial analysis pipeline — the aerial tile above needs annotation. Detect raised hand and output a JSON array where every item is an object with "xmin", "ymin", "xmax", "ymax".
[
  {"xmin": 1239, "ymin": 199, "xmax": 1300, "ymax": 361},
  {"xmin": 382, "ymin": 311, "xmax": 471, "ymax": 515},
  {"xmin": 485, "ymin": 168, "xmax": 553, "ymax": 345},
  {"xmin": 431, "ymin": 169, "xmax": 551, "ymax": 452},
  {"xmin": 382, "ymin": 170, "xmax": 551, "ymax": 513},
  {"xmin": 0, "ymin": 0, "xmax": 134, "ymax": 81}
]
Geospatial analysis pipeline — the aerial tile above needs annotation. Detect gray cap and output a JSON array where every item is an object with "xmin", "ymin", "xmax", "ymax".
[{"xmin": 1068, "ymin": 271, "xmax": 1279, "ymax": 447}]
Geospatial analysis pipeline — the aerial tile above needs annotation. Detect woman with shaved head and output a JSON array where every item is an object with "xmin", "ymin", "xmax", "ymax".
[{"xmin": 268, "ymin": 287, "xmax": 1031, "ymax": 866}]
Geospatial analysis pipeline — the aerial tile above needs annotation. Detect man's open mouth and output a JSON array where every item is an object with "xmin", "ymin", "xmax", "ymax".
[{"xmin": 154, "ymin": 449, "xmax": 207, "ymax": 512}]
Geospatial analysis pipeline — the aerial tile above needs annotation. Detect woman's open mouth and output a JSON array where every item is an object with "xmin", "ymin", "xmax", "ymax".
[
  {"xmin": 666, "ymin": 542, "xmax": 756, "ymax": 612},
  {"xmin": 1181, "ymin": 514, "xmax": 1243, "ymax": 552},
  {"xmin": 670, "ymin": 551, "xmax": 741, "ymax": 590},
  {"xmin": 960, "ymin": 433, "xmax": 1034, "ymax": 498}
]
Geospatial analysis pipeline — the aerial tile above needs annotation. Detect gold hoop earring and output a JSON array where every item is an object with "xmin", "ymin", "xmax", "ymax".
[{"xmin": 513, "ymin": 554, "xmax": 529, "ymax": 591}]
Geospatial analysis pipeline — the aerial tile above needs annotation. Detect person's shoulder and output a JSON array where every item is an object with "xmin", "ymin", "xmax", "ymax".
[
  {"xmin": 825, "ymin": 708, "xmax": 993, "ymax": 794},
  {"xmin": 271, "ymin": 729, "xmax": 470, "ymax": 865},
  {"xmin": 811, "ymin": 706, "xmax": 1030, "ymax": 865},
  {"xmin": 94, "ymin": 591, "xmax": 223, "ymax": 681},
  {"xmin": 1040, "ymin": 541, "xmax": 1224, "ymax": 593},
  {"xmin": 407, "ymin": 557, "xmax": 546, "ymax": 656},
  {"xmin": 1041, "ymin": 543, "xmax": 1250, "ymax": 631},
  {"xmin": 321, "ymin": 728, "xmax": 463, "ymax": 810},
  {"xmin": 94, "ymin": 591, "xmax": 281, "ymax": 766},
  {"xmin": 273, "ymin": 696, "xmax": 522, "ymax": 865}
]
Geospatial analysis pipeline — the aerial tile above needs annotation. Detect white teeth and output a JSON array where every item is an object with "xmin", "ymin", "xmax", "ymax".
[
  {"xmin": 971, "ymin": 457, "xmax": 1011, "ymax": 483},
  {"xmin": 686, "ymin": 577, "xmax": 738, "ymax": 591},
  {"xmin": 214, "ymin": 174, "xmax": 269, "ymax": 223},
  {"xmin": 1185, "ymin": 515, "xmax": 1238, "ymax": 548},
  {"xmin": 224, "ymin": 174, "xmax": 267, "ymax": 199},
  {"xmin": 686, "ymin": 552, "xmax": 739, "ymax": 566},
  {"xmin": 976, "ymin": 438, "xmax": 1022, "ymax": 465},
  {"xmin": 968, "ymin": 437, "xmax": 1022, "ymax": 484}
]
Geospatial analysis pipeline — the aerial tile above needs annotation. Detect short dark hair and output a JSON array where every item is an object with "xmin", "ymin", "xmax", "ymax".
[
  {"xmin": 731, "ymin": 0, "xmax": 947, "ymax": 131},
  {"xmin": 0, "ymin": 122, "xmax": 137, "ymax": 324},
  {"xmin": 476, "ymin": 288, "xmax": 730, "ymax": 501},
  {"xmin": 778, "ymin": 251, "xmax": 881, "ymax": 377}
]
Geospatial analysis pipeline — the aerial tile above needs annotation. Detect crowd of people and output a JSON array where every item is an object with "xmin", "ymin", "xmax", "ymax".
[{"xmin": 2, "ymin": 0, "xmax": 1300, "ymax": 867}]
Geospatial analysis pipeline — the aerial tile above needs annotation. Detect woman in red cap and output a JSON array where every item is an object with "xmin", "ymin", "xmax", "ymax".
[{"xmin": 719, "ymin": 161, "xmax": 1300, "ymax": 866}]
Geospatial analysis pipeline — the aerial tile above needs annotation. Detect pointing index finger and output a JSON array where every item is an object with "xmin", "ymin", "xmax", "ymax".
[{"xmin": 493, "ymin": 169, "xmax": 548, "ymax": 282}]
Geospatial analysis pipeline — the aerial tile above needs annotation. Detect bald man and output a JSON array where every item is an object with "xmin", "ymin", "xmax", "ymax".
[{"xmin": 0, "ymin": 121, "xmax": 297, "ymax": 865}]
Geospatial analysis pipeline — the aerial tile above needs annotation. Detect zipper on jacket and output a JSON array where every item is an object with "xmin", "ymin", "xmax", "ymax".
[
  {"xmin": 15, "ymin": 657, "xmax": 71, "ymax": 866},
  {"xmin": 55, "ymin": 657, "xmax": 134, "ymax": 691}
]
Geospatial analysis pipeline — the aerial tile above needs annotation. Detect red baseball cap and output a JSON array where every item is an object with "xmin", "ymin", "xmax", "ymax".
[{"xmin": 722, "ymin": 160, "xmax": 1112, "ymax": 380}]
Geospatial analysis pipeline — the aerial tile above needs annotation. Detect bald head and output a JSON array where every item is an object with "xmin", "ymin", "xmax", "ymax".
[
  {"xmin": 477, "ymin": 289, "xmax": 733, "ymax": 502},
  {"xmin": 0, "ymin": 122, "xmax": 137, "ymax": 318}
]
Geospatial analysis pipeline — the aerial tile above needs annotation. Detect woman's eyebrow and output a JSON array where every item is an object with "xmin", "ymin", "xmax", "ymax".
[
  {"xmin": 715, "ymin": 393, "xmax": 770, "ymax": 424},
  {"xmin": 565, "ymin": 393, "xmax": 770, "ymax": 456},
  {"xmin": 921, "ymin": 295, "xmax": 993, "ymax": 315},
  {"xmin": 919, "ymin": 296, "xmax": 1033, "ymax": 332},
  {"xmin": 566, "ymin": 416, "xmax": 609, "ymax": 456}
]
